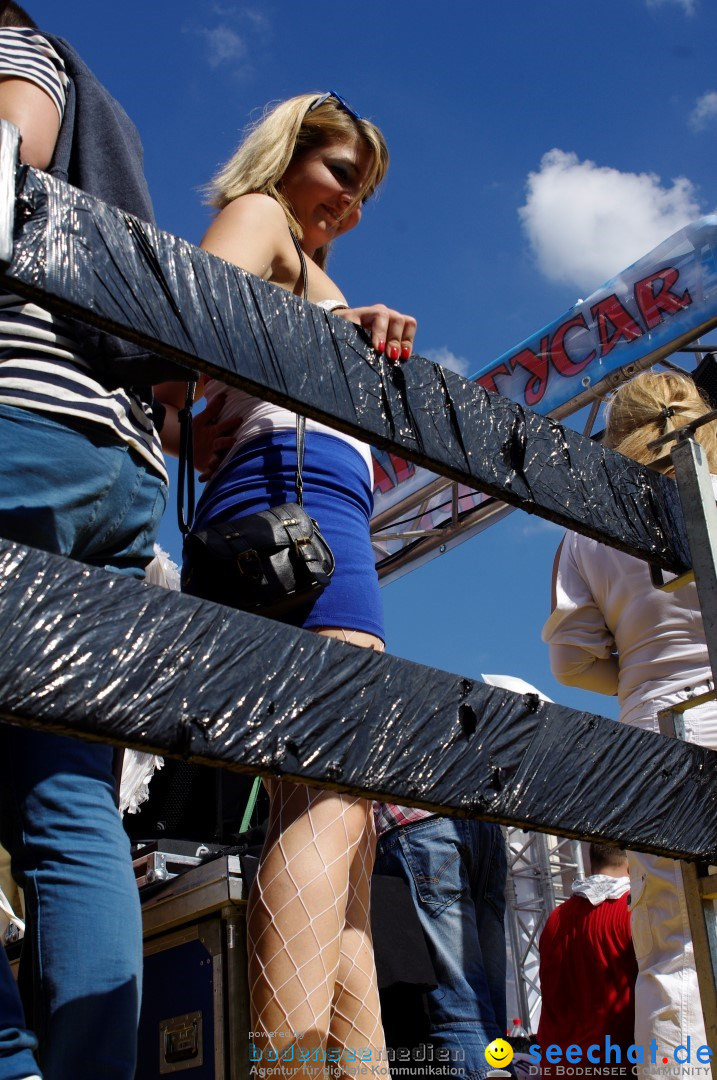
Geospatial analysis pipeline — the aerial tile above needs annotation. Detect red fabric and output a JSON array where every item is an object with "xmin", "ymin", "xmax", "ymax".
[{"xmin": 537, "ymin": 893, "xmax": 637, "ymax": 1076}]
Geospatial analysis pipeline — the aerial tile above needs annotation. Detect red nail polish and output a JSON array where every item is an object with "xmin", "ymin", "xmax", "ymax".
[
  {"xmin": 401, "ymin": 346, "xmax": 411, "ymax": 361},
  {"xmin": 388, "ymin": 345, "xmax": 400, "ymax": 361},
  {"xmin": 377, "ymin": 340, "xmax": 386, "ymax": 354}
]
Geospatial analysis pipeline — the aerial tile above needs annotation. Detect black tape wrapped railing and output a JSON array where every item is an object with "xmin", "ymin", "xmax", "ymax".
[
  {"xmin": 0, "ymin": 162, "xmax": 690, "ymax": 575},
  {"xmin": 0, "ymin": 538, "xmax": 716, "ymax": 863},
  {"xmin": 0, "ymin": 135, "xmax": 709, "ymax": 868}
]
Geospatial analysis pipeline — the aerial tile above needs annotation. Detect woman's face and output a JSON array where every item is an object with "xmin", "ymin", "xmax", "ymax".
[{"xmin": 280, "ymin": 136, "xmax": 373, "ymax": 255}]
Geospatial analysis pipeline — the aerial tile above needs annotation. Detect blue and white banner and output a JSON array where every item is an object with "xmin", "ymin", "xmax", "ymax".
[
  {"xmin": 471, "ymin": 214, "xmax": 717, "ymax": 412},
  {"xmin": 372, "ymin": 216, "xmax": 717, "ymax": 578}
]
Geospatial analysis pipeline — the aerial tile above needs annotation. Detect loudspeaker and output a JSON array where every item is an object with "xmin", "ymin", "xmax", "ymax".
[{"xmin": 124, "ymin": 761, "xmax": 264, "ymax": 843}]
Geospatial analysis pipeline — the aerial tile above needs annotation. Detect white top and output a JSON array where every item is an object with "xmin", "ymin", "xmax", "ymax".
[
  {"xmin": 542, "ymin": 482, "xmax": 717, "ymax": 724},
  {"xmin": 204, "ymin": 379, "xmax": 374, "ymax": 484}
]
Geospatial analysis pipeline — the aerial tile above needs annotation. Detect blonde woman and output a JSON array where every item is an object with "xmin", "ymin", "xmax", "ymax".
[
  {"xmin": 543, "ymin": 370, "xmax": 717, "ymax": 1059},
  {"xmin": 156, "ymin": 93, "xmax": 415, "ymax": 1076}
]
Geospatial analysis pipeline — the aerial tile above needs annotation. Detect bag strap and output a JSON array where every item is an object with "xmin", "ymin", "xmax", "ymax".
[
  {"xmin": 289, "ymin": 229, "xmax": 309, "ymax": 302},
  {"xmin": 177, "ymin": 380, "xmax": 197, "ymax": 534},
  {"xmin": 289, "ymin": 231, "xmax": 308, "ymax": 508}
]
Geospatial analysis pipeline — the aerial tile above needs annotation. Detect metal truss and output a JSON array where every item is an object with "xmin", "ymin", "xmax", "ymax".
[{"xmin": 505, "ymin": 828, "xmax": 585, "ymax": 1034}]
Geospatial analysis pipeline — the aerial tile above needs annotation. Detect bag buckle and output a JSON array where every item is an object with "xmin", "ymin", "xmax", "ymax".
[{"xmin": 236, "ymin": 549, "xmax": 262, "ymax": 580}]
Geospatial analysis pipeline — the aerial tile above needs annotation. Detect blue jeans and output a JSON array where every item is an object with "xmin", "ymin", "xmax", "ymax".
[
  {"xmin": 375, "ymin": 816, "xmax": 508, "ymax": 1080},
  {"xmin": 0, "ymin": 404, "xmax": 167, "ymax": 1079}
]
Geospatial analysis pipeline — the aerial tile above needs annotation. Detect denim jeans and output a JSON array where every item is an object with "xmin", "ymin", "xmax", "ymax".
[
  {"xmin": 0, "ymin": 404, "xmax": 167, "ymax": 1079},
  {"xmin": 375, "ymin": 816, "xmax": 508, "ymax": 1080}
]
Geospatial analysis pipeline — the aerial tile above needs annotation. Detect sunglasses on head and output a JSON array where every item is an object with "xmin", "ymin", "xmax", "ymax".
[{"xmin": 306, "ymin": 91, "xmax": 363, "ymax": 122}]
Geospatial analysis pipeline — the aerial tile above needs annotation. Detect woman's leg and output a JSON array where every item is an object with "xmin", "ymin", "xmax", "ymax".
[
  {"xmin": 316, "ymin": 628, "xmax": 388, "ymax": 1078},
  {"xmin": 248, "ymin": 787, "xmax": 388, "ymax": 1078},
  {"xmin": 247, "ymin": 625, "xmax": 386, "ymax": 1078},
  {"xmin": 327, "ymin": 798, "xmax": 388, "ymax": 1077},
  {"xmin": 247, "ymin": 783, "xmax": 369, "ymax": 1066}
]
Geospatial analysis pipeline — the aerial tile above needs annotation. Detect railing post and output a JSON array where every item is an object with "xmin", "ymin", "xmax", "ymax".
[
  {"xmin": 662, "ymin": 435, "xmax": 717, "ymax": 1074},
  {"xmin": 0, "ymin": 120, "xmax": 19, "ymax": 266},
  {"xmin": 671, "ymin": 436, "xmax": 717, "ymax": 680},
  {"xmin": 659, "ymin": 705, "xmax": 717, "ymax": 1076}
]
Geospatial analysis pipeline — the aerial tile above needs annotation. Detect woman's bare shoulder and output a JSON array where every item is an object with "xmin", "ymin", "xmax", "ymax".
[
  {"xmin": 222, "ymin": 191, "xmax": 286, "ymax": 218},
  {"xmin": 208, "ymin": 193, "xmax": 288, "ymax": 237},
  {"xmin": 201, "ymin": 193, "xmax": 291, "ymax": 277}
]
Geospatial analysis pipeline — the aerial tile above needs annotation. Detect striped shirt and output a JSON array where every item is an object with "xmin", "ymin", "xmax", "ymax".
[
  {"xmin": 0, "ymin": 29, "xmax": 167, "ymax": 482},
  {"xmin": 0, "ymin": 27, "xmax": 68, "ymax": 117}
]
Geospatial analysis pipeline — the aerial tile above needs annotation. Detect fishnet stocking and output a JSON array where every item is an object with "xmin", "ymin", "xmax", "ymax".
[
  {"xmin": 328, "ymin": 808, "xmax": 385, "ymax": 1073},
  {"xmin": 248, "ymin": 785, "xmax": 388, "ymax": 1076},
  {"xmin": 247, "ymin": 630, "xmax": 388, "ymax": 1078}
]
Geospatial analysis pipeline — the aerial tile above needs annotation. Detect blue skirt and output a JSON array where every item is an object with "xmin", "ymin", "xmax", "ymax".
[{"xmin": 187, "ymin": 430, "xmax": 385, "ymax": 640}]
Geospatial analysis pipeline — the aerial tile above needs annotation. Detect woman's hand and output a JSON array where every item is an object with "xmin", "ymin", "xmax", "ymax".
[
  {"xmin": 193, "ymin": 391, "xmax": 241, "ymax": 482},
  {"xmin": 338, "ymin": 305, "xmax": 417, "ymax": 363}
]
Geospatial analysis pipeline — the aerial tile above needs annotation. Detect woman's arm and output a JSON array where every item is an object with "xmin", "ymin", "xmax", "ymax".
[
  {"xmin": 544, "ymin": 536, "xmax": 619, "ymax": 697},
  {"xmin": 153, "ymin": 378, "xmax": 237, "ymax": 480},
  {"xmin": 549, "ymin": 643, "xmax": 619, "ymax": 694},
  {"xmin": 155, "ymin": 197, "xmax": 310, "ymax": 472},
  {"xmin": 154, "ymin": 196, "xmax": 292, "ymax": 462},
  {"xmin": 152, "ymin": 380, "xmax": 188, "ymax": 457},
  {"xmin": 156, "ymin": 194, "xmax": 419, "ymax": 466}
]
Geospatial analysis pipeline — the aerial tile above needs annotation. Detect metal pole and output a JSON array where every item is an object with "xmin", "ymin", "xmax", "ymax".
[
  {"xmin": 223, "ymin": 905, "xmax": 249, "ymax": 1080},
  {"xmin": 671, "ymin": 436, "xmax": 717, "ymax": 683},
  {"xmin": 0, "ymin": 120, "xmax": 19, "ymax": 266},
  {"xmin": 659, "ymin": 707, "xmax": 717, "ymax": 1076},
  {"xmin": 661, "ymin": 437, "xmax": 717, "ymax": 1075}
]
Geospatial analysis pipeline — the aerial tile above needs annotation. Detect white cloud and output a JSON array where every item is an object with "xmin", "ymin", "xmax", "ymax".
[
  {"xmin": 646, "ymin": 0, "xmax": 696, "ymax": 14},
  {"xmin": 422, "ymin": 346, "xmax": 472, "ymax": 377},
  {"xmin": 242, "ymin": 8, "xmax": 271, "ymax": 33},
  {"xmin": 185, "ymin": 7, "xmax": 271, "ymax": 73},
  {"xmin": 518, "ymin": 148, "xmax": 701, "ymax": 291},
  {"xmin": 197, "ymin": 25, "xmax": 247, "ymax": 68},
  {"xmin": 690, "ymin": 91, "xmax": 717, "ymax": 131}
]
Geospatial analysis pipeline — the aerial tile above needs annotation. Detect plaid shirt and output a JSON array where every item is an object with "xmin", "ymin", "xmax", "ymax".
[{"xmin": 373, "ymin": 803, "xmax": 435, "ymax": 838}]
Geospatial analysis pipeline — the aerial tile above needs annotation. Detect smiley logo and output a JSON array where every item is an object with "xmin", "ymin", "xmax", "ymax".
[{"xmin": 484, "ymin": 1038, "xmax": 514, "ymax": 1069}]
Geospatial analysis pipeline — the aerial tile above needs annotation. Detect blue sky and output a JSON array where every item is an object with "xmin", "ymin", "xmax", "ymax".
[{"xmin": 28, "ymin": 0, "xmax": 717, "ymax": 721}]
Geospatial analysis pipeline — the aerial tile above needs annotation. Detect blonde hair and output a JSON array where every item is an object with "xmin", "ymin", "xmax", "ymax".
[
  {"xmin": 206, "ymin": 93, "xmax": 389, "ymax": 269},
  {"xmin": 604, "ymin": 370, "xmax": 717, "ymax": 473}
]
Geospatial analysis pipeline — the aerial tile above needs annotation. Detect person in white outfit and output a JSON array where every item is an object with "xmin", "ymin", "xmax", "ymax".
[{"xmin": 542, "ymin": 370, "xmax": 717, "ymax": 1061}]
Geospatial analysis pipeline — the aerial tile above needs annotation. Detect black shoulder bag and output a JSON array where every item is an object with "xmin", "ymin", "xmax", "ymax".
[{"xmin": 179, "ymin": 235, "xmax": 335, "ymax": 617}]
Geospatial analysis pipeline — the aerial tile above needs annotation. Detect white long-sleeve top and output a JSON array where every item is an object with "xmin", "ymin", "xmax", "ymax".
[{"xmin": 542, "ymin": 484, "xmax": 716, "ymax": 727}]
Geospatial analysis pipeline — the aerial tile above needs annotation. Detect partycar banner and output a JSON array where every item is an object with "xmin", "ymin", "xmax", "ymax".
[{"xmin": 372, "ymin": 215, "xmax": 717, "ymax": 579}]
